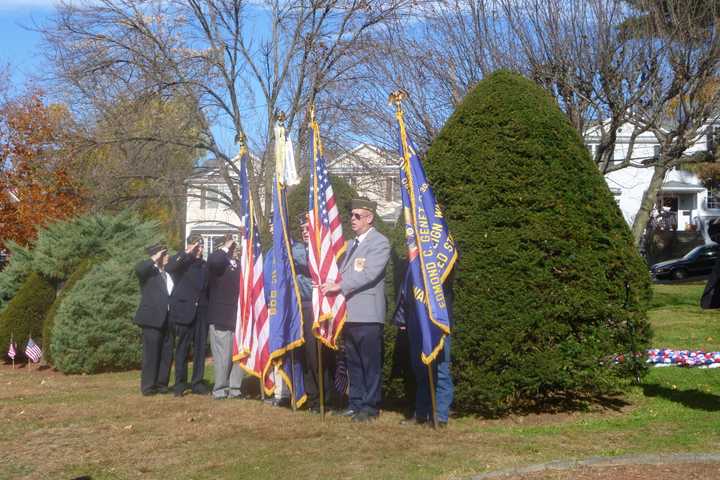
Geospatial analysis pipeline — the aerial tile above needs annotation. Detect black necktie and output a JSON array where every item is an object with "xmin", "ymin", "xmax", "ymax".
[{"xmin": 344, "ymin": 239, "xmax": 359, "ymax": 267}]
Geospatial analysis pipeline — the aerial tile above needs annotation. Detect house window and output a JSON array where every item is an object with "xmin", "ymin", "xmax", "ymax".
[
  {"xmin": 587, "ymin": 144, "xmax": 596, "ymax": 158},
  {"xmin": 708, "ymin": 183, "xmax": 720, "ymax": 209},
  {"xmin": 205, "ymin": 187, "xmax": 219, "ymax": 209},
  {"xmin": 707, "ymin": 126, "xmax": 720, "ymax": 152},
  {"xmin": 653, "ymin": 145, "xmax": 661, "ymax": 160}
]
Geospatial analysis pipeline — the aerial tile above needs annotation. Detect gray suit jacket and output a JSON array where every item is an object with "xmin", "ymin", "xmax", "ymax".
[{"xmin": 340, "ymin": 228, "xmax": 391, "ymax": 324}]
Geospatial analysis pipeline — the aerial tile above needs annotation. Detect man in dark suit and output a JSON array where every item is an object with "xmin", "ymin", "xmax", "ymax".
[
  {"xmin": 321, "ymin": 199, "xmax": 391, "ymax": 422},
  {"xmin": 166, "ymin": 235, "xmax": 210, "ymax": 396},
  {"xmin": 207, "ymin": 233, "xmax": 245, "ymax": 399},
  {"xmin": 133, "ymin": 244, "xmax": 175, "ymax": 396}
]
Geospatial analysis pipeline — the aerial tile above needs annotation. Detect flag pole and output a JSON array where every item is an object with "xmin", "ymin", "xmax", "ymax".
[
  {"xmin": 290, "ymin": 350, "xmax": 297, "ymax": 412},
  {"xmin": 317, "ymin": 342, "xmax": 325, "ymax": 418},
  {"xmin": 310, "ymin": 106, "xmax": 326, "ymax": 420},
  {"xmin": 427, "ymin": 362, "xmax": 438, "ymax": 429}
]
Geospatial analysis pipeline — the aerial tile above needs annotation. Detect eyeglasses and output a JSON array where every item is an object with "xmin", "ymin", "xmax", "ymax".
[{"xmin": 351, "ymin": 212, "xmax": 370, "ymax": 220}]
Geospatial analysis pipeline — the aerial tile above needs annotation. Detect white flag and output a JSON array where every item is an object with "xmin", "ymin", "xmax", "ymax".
[{"xmin": 274, "ymin": 122, "xmax": 300, "ymax": 186}]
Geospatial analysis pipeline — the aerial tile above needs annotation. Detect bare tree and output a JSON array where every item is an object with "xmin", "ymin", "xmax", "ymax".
[
  {"xmin": 355, "ymin": 0, "xmax": 720, "ymax": 249},
  {"xmin": 41, "ymin": 0, "xmax": 413, "ymax": 226}
]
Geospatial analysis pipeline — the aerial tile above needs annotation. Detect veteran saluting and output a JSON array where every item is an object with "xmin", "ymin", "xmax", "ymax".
[{"xmin": 320, "ymin": 198, "xmax": 391, "ymax": 422}]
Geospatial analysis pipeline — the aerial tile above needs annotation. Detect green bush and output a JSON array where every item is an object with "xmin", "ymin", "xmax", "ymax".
[
  {"xmin": 0, "ymin": 242, "xmax": 34, "ymax": 312},
  {"xmin": 0, "ymin": 272, "xmax": 56, "ymax": 362},
  {"xmin": 32, "ymin": 211, "xmax": 162, "ymax": 281},
  {"xmin": 50, "ymin": 212, "xmax": 161, "ymax": 374},
  {"xmin": 424, "ymin": 70, "xmax": 653, "ymax": 415},
  {"xmin": 51, "ymin": 258, "xmax": 144, "ymax": 374},
  {"xmin": 42, "ymin": 259, "xmax": 96, "ymax": 365}
]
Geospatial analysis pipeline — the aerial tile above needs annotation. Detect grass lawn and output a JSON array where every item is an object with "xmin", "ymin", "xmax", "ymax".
[{"xmin": 1, "ymin": 283, "xmax": 719, "ymax": 480}]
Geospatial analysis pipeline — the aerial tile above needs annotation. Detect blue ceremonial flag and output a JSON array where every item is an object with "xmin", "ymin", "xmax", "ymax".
[
  {"xmin": 395, "ymin": 108, "xmax": 458, "ymax": 365},
  {"xmin": 267, "ymin": 131, "xmax": 306, "ymax": 406}
]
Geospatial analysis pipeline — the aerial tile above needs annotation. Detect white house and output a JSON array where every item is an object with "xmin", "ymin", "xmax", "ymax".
[
  {"xmin": 586, "ymin": 124, "xmax": 720, "ymax": 239},
  {"xmin": 184, "ymin": 158, "xmax": 243, "ymax": 255},
  {"xmin": 328, "ymin": 143, "xmax": 402, "ymax": 223},
  {"xmin": 184, "ymin": 143, "xmax": 404, "ymax": 255}
]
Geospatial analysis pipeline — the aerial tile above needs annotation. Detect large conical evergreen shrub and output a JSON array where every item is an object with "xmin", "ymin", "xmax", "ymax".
[
  {"xmin": 0, "ymin": 272, "xmax": 56, "ymax": 361},
  {"xmin": 0, "ymin": 242, "xmax": 34, "ymax": 312},
  {"xmin": 50, "ymin": 214, "xmax": 161, "ymax": 374},
  {"xmin": 42, "ymin": 259, "xmax": 96, "ymax": 365},
  {"xmin": 425, "ymin": 70, "xmax": 652, "ymax": 415}
]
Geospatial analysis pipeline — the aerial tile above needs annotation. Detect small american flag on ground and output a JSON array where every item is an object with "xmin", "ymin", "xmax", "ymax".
[
  {"xmin": 24, "ymin": 337, "xmax": 42, "ymax": 363},
  {"xmin": 7, "ymin": 339, "xmax": 16, "ymax": 360}
]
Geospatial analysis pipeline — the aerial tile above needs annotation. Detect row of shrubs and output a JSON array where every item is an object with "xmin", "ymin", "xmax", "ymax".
[
  {"xmin": 1, "ymin": 71, "xmax": 653, "ymax": 415},
  {"xmin": 0, "ymin": 212, "xmax": 162, "ymax": 373}
]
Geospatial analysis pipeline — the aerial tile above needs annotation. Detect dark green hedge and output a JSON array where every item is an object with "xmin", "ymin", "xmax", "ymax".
[
  {"xmin": 424, "ymin": 70, "xmax": 653, "ymax": 415},
  {"xmin": 0, "ymin": 272, "xmax": 56, "ymax": 362},
  {"xmin": 51, "ymin": 258, "xmax": 143, "ymax": 374},
  {"xmin": 42, "ymin": 259, "xmax": 96, "ymax": 365},
  {"xmin": 0, "ymin": 242, "xmax": 34, "ymax": 313}
]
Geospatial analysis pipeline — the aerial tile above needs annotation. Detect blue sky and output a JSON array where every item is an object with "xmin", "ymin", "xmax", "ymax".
[{"xmin": 0, "ymin": 1, "xmax": 56, "ymax": 89}]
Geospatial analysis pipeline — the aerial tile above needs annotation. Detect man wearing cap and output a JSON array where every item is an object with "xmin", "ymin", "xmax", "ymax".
[
  {"xmin": 166, "ymin": 235, "xmax": 210, "ymax": 396},
  {"xmin": 133, "ymin": 244, "xmax": 175, "ymax": 396},
  {"xmin": 321, "ymin": 198, "xmax": 390, "ymax": 422},
  {"xmin": 207, "ymin": 233, "xmax": 245, "ymax": 399}
]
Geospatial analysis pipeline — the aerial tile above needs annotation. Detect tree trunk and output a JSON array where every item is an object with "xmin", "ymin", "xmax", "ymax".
[{"xmin": 631, "ymin": 165, "xmax": 666, "ymax": 248}]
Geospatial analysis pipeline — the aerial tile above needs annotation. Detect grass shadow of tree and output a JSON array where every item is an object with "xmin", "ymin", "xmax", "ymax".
[{"xmin": 642, "ymin": 383, "xmax": 720, "ymax": 412}]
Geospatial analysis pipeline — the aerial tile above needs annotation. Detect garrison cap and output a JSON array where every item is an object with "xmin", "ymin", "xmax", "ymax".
[
  {"xmin": 145, "ymin": 243, "xmax": 167, "ymax": 256},
  {"xmin": 350, "ymin": 198, "xmax": 377, "ymax": 213}
]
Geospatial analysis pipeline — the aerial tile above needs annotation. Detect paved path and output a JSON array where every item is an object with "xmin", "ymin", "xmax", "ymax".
[{"xmin": 468, "ymin": 453, "xmax": 720, "ymax": 479}]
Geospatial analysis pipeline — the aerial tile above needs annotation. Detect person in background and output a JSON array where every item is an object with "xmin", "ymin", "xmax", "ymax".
[
  {"xmin": 133, "ymin": 244, "xmax": 174, "ymax": 396},
  {"xmin": 206, "ymin": 234, "xmax": 244, "ymax": 400},
  {"xmin": 166, "ymin": 235, "xmax": 210, "ymax": 396}
]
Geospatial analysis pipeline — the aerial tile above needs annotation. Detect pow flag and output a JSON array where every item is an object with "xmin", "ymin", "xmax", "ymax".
[
  {"xmin": 267, "ymin": 126, "xmax": 306, "ymax": 407},
  {"xmin": 396, "ymin": 108, "xmax": 457, "ymax": 365},
  {"xmin": 307, "ymin": 114, "xmax": 347, "ymax": 349},
  {"xmin": 234, "ymin": 149, "xmax": 273, "ymax": 395}
]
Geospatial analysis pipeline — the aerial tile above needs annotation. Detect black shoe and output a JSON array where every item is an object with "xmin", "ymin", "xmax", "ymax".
[
  {"xmin": 156, "ymin": 386, "xmax": 170, "ymax": 394},
  {"xmin": 191, "ymin": 383, "xmax": 211, "ymax": 395},
  {"xmin": 332, "ymin": 408, "xmax": 356, "ymax": 417},
  {"xmin": 173, "ymin": 383, "xmax": 188, "ymax": 397},
  {"xmin": 141, "ymin": 388, "xmax": 157, "ymax": 397},
  {"xmin": 400, "ymin": 417, "xmax": 429, "ymax": 426},
  {"xmin": 351, "ymin": 411, "xmax": 377, "ymax": 423}
]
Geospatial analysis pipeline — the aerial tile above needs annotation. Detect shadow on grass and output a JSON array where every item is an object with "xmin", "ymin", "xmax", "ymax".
[{"xmin": 642, "ymin": 383, "xmax": 720, "ymax": 412}]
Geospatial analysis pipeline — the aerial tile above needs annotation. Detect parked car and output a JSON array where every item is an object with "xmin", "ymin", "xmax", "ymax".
[{"xmin": 650, "ymin": 244, "xmax": 720, "ymax": 281}]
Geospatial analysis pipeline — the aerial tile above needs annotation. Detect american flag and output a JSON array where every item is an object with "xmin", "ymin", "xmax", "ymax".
[
  {"xmin": 24, "ymin": 337, "xmax": 42, "ymax": 363},
  {"xmin": 307, "ymin": 116, "xmax": 347, "ymax": 350},
  {"xmin": 233, "ymin": 149, "xmax": 274, "ymax": 394},
  {"xmin": 7, "ymin": 338, "xmax": 16, "ymax": 360}
]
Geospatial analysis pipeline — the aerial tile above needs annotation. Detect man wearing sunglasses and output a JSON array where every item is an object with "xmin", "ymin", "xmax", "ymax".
[{"xmin": 321, "ymin": 198, "xmax": 390, "ymax": 422}]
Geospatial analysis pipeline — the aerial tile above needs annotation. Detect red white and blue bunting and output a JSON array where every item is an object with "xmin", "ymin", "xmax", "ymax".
[{"xmin": 644, "ymin": 349, "xmax": 720, "ymax": 368}]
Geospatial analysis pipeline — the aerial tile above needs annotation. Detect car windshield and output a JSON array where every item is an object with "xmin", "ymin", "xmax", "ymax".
[{"xmin": 683, "ymin": 246, "xmax": 714, "ymax": 259}]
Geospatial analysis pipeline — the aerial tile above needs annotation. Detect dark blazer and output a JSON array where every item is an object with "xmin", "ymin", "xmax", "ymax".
[
  {"xmin": 133, "ymin": 259, "xmax": 171, "ymax": 328},
  {"xmin": 166, "ymin": 252, "xmax": 208, "ymax": 325},
  {"xmin": 206, "ymin": 248, "xmax": 241, "ymax": 330}
]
